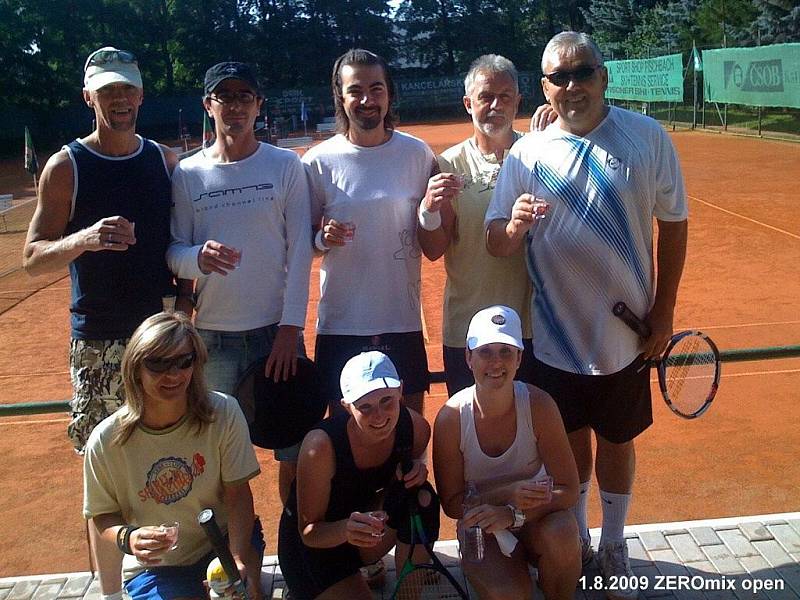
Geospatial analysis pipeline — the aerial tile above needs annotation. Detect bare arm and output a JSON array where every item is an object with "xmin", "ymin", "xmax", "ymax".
[
  {"xmin": 642, "ymin": 218, "xmax": 688, "ymax": 359},
  {"xmin": 296, "ymin": 430, "xmax": 383, "ymax": 549},
  {"xmin": 90, "ymin": 513, "xmax": 173, "ymax": 586},
  {"xmin": 23, "ymin": 150, "xmax": 136, "ymax": 276},
  {"xmin": 158, "ymin": 145, "xmax": 179, "ymax": 175},
  {"xmin": 432, "ymin": 402, "xmax": 466, "ymax": 519},
  {"xmin": 223, "ymin": 482, "xmax": 263, "ymax": 600}
]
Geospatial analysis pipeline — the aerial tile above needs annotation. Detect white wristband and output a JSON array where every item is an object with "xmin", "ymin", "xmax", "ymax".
[
  {"xmin": 314, "ymin": 229, "xmax": 330, "ymax": 252},
  {"xmin": 102, "ymin": 592, "xmax": 123, "ymax": 600},
  {"xmin": 418, "ymin": 201, "xmax": 442, "ymax": 231}
]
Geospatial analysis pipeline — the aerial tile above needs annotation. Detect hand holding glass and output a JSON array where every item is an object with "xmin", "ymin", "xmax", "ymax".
[{"xmin": 159, "ymin": 521, "xmax": 179, "ymax": 551}]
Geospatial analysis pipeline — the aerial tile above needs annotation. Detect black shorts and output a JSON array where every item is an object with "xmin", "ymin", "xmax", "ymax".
[
  {"xmin": 531, "ymin": 354, "xmax": 652, "ymax": 443},
  {"xmin": 315, "ymin": 331, "xmax": 430, "ymax": 408},
  {"xmin": 278, "ymin": 507, "xmax": 364, "ymax": 599}
]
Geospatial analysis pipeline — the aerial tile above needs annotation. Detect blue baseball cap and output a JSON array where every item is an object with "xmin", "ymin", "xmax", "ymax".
[{"xmin": 340, "ymin": 351, "xmax": 401, "ymax": 404}]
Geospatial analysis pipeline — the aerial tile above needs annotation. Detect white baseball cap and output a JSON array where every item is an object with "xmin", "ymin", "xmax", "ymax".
[
  {"xmin": 84, "ymin": 47, "xmax": 143, "ymax": 91},
  {"xmin": 340, "ymin": 351, "xmax": 401, "ymax": 404},
  {"xmin": 466, "ymin": 305, "xmax": 524, "ymax": 350}
]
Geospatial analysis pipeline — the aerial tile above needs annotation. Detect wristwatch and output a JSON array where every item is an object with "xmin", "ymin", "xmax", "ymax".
[{"xmin": 507, "ymin": 504, "xmax": 526, "ymax": 530}]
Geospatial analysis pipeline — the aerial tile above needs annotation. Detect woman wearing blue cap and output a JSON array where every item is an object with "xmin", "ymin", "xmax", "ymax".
[
  {"xmin": 278, "ymin": 351, "xmax": 434, "ymax": 599},
  {"xmin": 433, "ymin": 306, "xmax": 581, "ymax": 599}
]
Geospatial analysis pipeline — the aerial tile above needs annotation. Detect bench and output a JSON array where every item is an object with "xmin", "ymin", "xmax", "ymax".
[
  {"xmin": 316, "ymin": 122, "xmax": 336, "ymax": 133},
  {"xmin": 276, "ymin": 136, "xmax": 313, "ymax": 149}
]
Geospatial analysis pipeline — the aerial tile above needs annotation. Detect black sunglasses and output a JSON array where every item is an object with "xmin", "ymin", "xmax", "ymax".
[
  {"xmin": 143, "ymin": 351, "xmax": 196, "ymax": 373},
  {"xmin": 85, "ymin": 50, "xmax": 138, "ymax": 72},
  {"xmin": 543, "ymin": 65, "xmax": 600, "ymax": 87},
  {"xmin": 209, "ymin": 91, "xmax": 259, "ymax": 105}
]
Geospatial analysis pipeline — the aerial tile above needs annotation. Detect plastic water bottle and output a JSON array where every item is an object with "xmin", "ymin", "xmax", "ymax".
[{"xmin": 459, "ymin": 480, "xmax": 484, "ymax": 562}]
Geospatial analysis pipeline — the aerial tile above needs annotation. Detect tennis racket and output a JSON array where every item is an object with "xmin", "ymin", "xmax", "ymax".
[
  {"xmin": 613, "ymin": 301, "xmax": 721, "ymax": 419},
  {"xmin": 391, "ymin": 488, "xmax": 470, "ymax": 600},
  {"xmin": 197, "ymin": 508, "xmax": 250, "ymax": 600}
]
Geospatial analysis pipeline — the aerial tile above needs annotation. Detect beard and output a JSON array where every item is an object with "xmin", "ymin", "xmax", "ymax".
[
  {"xmin": 108, "ymin": 110, "xmax": 138, "ymax": 132},
  {"xmin": 351, "ymin": 108, "xmax": 383, "ymax": 131},
  {"xmin": 475, "ymin": 115, "xmax": 511, "ymax": 138}
]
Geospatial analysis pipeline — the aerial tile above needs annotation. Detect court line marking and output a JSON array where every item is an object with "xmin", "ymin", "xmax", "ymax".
[
  {"xmin": 0, "ymin": 287, "xmax": 70, "ymax": 294},
  {"xmin": 1, "ymin": 417, "xmax": 69, "ymax": 426},
  {"xmin": 688, "ymin": 194, "xmax": 800, "ymax": 240},
  {"xmin": 0, "ymin": 372, "xmax": 69, "ymax": 379},
  {"xmin": 687, "ymin": 320, "xmax": 800, "ymax": 330},
  {"xmin": 648, "ymin": 366, "xmax": 800, "ymax": 384}
]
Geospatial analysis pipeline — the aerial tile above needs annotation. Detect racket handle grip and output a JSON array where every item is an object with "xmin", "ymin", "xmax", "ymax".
[
  {"xmin": 198, "ymin": 509, "xmax": 241, "ymax": 590},
  {"xmin": 613, "ymin": 302, "xmax": 652, "ymax": 339}
]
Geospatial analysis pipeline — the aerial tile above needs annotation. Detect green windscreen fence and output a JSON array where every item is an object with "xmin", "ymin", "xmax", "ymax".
[
  {"xmin": 702, "ymin": 44, "xmax": 800, "ymax": 108},
  {"xmin": 605, "ymin": 54, "xmax": 684, "ymax": 102}
]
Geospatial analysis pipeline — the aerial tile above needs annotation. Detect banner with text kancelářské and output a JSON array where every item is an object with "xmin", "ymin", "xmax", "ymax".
[
  {"xmin": 702, "ymin": 44, "xmax": 800, "ymax": 108},
  {"xmin": 605, "ymin": 54, "xmax": 684, "ymax": 102}
]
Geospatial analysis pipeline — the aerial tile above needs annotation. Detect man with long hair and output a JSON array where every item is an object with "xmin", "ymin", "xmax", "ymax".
[{"xmin": 304, "ymin": 49, "xmax": 437, "ymax": 421}]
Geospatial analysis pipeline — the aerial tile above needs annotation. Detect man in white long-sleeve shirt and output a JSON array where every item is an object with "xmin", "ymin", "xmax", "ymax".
[{"xmin": 167, "ymin": 62, "xmax": 313, "ymax": 503}]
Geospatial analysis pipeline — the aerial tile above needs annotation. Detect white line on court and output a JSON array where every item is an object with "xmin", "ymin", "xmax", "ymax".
[
  {"xmin": 0, "ymin": 417, "xmax": 68, "ymax": 426},
  {"xmin": 647, "ymin": 366, "xmax": 799, "ymax": 385},
  {"xmin": 690, "ymin": 320, "xmax": 800, "ymax": 330},
  {"xmin": 689, "ymin": 194, "xmax": 800, "ymax": 240},
  {"xmin": 0, "ymin": 372, "xmax": 68, "ymax": 378}
]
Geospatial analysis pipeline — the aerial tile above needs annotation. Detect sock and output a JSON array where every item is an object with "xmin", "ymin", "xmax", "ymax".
[
  {"xmin": 572, "ymin": 480, "xmax": 591, "ymax": 542},
  {"xmin": 599, "ymin": 489, "xmax": 631, "ymax": 547}
]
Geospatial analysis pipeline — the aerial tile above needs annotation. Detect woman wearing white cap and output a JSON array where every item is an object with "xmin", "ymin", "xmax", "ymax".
[
  {"xmin": 433, "ymin": 305, "xmax": 581, "ymax": 599},
  {"xmin": 278, "ymin": 351, "xmax": 433, "ymax": 599}
]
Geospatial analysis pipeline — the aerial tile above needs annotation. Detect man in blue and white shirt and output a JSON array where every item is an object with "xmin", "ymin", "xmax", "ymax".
[{"xmin": 486, "ymin": 31, "xmax": 688, "ymax": 599}]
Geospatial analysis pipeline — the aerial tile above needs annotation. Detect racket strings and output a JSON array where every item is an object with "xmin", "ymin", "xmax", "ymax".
[
  {"xmin": 662, "ymin": 335, "xmax": 718, "ymax": 415},
  {"xmin": 394, "ymin": 565, "xmax": 463, "ymax": 599}
]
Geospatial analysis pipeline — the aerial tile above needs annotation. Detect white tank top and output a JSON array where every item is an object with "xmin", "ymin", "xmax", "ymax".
[{"xmin": 458, "ymin": 381, "xmax": 547, "ymax": 492}]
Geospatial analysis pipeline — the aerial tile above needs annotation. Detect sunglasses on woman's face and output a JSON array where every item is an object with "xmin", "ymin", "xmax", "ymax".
[
  {"xmin": 143, "ymin": 351, "xmax": 196, "ymax": 373},
  {"xmin": 543, "ymin": 65, "xmax": 599, "ymax": 87}
]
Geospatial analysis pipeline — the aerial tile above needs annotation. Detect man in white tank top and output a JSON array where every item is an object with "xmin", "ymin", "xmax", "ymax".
[{"xmin": 433, "ymin": 306, "xmax": 581, "ymax": 599}]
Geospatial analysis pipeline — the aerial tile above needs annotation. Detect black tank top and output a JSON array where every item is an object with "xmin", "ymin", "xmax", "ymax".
[
  {"xmin": 64, "ymin": 137, "xmax": 174, "ymax": 339},
  {"xmin": 288, "ymin": 406, "xmax": 414, "ymax": 522}
]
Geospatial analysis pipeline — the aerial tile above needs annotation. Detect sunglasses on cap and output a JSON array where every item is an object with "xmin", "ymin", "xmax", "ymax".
[
  {"xmin": 143, "ymin": 351, "xmax": 196, "ymax": 373},
  {"xmin": 84, "ymin": 49, "xmax": 138, "ymax": 72},
  {"xmin": 543, "ymin": 65, "xmax": 600, "ymax": 87}
]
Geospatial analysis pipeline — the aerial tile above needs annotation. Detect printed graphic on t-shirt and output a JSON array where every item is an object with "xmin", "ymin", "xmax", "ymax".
[
  {"xmin": 138, "ymin": 453, "xmax": 206, "ymax": 504},
  {"xmin": 192, "ymin": 183, "xmax": 275, "ymax": 213}
]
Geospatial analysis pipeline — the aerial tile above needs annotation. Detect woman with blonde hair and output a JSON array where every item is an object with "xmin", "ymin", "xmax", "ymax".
[{"xmin": 83, "ymin": 311, "xmax": 265, "ymax": 600}]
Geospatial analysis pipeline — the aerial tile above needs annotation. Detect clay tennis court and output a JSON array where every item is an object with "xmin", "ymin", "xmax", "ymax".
[{"xmin": 0, "ymin": 120, "xmax": 798, "ymax": 577}]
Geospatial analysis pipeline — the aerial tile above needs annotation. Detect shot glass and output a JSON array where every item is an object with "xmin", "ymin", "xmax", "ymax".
[
  {"xmin": 160, "ymin": 521, "xmax": 180, "ymax": 551},
  {"xmin": 368, "ymin": 510, "xmax": 388, "ymax": 538},
  {"xmin": 341, "ymin": 222, "xmax": 356, "ymax": 243},
  {"xmin": 231, "ymin": 248, "xmax": 243, "ymax": 268},
  {"xmin": 533, "ymin": 200, "xmax": 550, "ymax": 220},
  {"xmin": 535, "ymin": 476, "xmax": 554, "ymax": 503}
]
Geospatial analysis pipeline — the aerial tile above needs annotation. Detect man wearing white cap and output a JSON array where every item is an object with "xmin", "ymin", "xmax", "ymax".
[
  {"xmin": 23, "ymin": 46, "xmax": 180, "ymax": 454},
  {"xmin": 279, "ymin": 351, "xmax": 433, "ymax": 598},
  {"xmin": 434, "ymin": 306, "xmax": 581, "ymax": 599},
  {"xmin": 25, "ymin": 46, "xmax": 182, "ymax": 599}
]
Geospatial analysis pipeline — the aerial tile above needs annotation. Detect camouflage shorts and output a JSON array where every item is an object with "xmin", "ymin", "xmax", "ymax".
[{"xmin": 68, "ymin": 338, "xmax": 128, "ymax": 454}]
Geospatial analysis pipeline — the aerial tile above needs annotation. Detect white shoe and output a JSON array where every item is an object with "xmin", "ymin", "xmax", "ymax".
[{"xmin": 597, "ymin": 541, "xmax": 638, "ymax": 599}]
